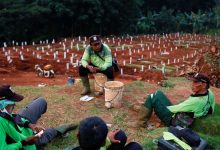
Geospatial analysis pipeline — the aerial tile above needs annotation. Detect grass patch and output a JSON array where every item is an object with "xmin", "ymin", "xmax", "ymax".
[
  {"xmin": 140, "ymin": 60, "xmax": 154, "ymax": 65},
  {"xmin": 12, "ymin": 79, "xmax": 220, "ymax": 150},
  {"xmin": 141, "ymin": 128, "xmax": 167, "ymax": 149},
  {"xmin": 126, "ymin": 64, "xmax": 143, "ymax": 68},
  {"xmin": 199, "ymin": 133, "xmax": 220, "ymax": 150},
  {"xmin": 192, "ymin": 104, "xmax": 220, "ymax": 136},
  {"xmin": 154, "ymin": 65, "xmax": 176, "ymax": 73}
]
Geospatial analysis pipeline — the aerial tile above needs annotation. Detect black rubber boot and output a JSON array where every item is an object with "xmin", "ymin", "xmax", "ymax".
[
  {"xmin": 80, "ymin": 76, "xmax": 91, "ymax": 95},
  {"xmin": 55, "ymin": 123, "xmax": 78, "ymax": 137}
]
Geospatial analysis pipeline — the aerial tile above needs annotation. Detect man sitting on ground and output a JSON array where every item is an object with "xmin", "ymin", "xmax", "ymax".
[
  {"xmin": 66, "ymin": 116, "xmax": 143, "ymax": 150},
  {"xmin": 130, "ymin": 73, "xmax": 215, "ymax": 128},
  {"xmin": 0, "ymin": 84, "xmax": 77, "ymax": 149}
]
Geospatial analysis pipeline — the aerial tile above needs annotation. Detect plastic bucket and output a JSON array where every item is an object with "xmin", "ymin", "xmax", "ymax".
[
  {"xmin": 67, "ymin": 77, "xmax": 75, "ymax": 85},
  {"xmin": 104, "ymin": 81, "xmax": 124, "ymax": 108},
  {"xmin": 94, "ymin": 73, "xmax": 107, "ymax": 93}
]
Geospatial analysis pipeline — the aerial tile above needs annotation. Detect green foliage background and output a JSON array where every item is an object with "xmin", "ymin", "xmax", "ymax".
[{"xmin": 0, "ymin": 0, "xmax": 220, "ymax": 43}]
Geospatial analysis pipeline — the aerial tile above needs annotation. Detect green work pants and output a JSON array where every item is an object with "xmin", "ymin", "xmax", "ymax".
[{"xmin": 144, "ymin": 90, "xmax": 173, "ymax": 126}]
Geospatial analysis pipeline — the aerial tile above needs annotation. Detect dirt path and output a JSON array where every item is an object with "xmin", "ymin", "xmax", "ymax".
[{"xmin": 1, "ymin": 71, "xmax": 219, "ymax": 104}]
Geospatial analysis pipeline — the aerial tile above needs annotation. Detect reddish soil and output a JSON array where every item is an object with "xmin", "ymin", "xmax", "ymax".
[
  {"xmin": 1, "ymin": 34, "xmax": 220, "ymax": 103},
  {"xmin": 0, "ymin": 71, "xmax": 135, "ymax": 86},
  {"xmin": 0, "ymin": 71, "xmax": 66, "ymax": 86},
  {"xmin": 1, "ymin": 34, "xmax": 220, "ymax": 147},
  {"xmin": 1, "ymin": 34, "xmax": 219, "ymax": 84}
]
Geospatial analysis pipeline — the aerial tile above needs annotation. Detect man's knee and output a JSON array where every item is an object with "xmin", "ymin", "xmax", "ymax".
[
  {"xmin": 144, "ymin": 94, "xmax": 153, "ymax": 108},
  {"xmin": 154, "ymin": 90, "xmax": 164, "ymax": 96},
  {"xmin": 144, "ymin": 90, "xmax": 164, "ymax": 108},
  {"xmin": 34, "ymin": 97, "xmax": 47, "ymax": 106},
  {"xmin": 34, "ymin": 97, "xmax": 47, "ymax": 113},
  {"xmin": 104, "ymin": 67, "xmax": 114, "ymax": 79},
  {"xmin": 79, "ymin": 65, "xmax": 89, "ymax": 76}
]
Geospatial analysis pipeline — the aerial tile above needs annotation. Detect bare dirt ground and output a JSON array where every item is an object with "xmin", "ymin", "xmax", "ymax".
[
  {"xmin": 1, "ymin": 70, "xmax": 219, "ymax": 102},
  {"xmin": 1, "ymin": 68, "xmax": 220, "ymax": 149},
  {"xmin": 1, "ymin": 71, "xmax": 219, "ymax": 108},
  {"xmin": 0, "ymin": 34, "xmax": 219, "ymax": 135},
  {"xmin": 1, "ymin": 34, "xmax": 219, "ymax": 85},
  {"xmin": 0, "ymin": 70, "xmax": 134, "ymax": 86}
]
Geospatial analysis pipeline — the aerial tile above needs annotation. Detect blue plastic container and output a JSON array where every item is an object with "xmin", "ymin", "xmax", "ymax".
[{"xmin": 67, "ymin": 77, "xmax": 75, "ymax": 85}]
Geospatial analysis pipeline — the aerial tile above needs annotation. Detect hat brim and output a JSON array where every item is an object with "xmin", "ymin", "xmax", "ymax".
[
  {"xmin": 188, "ymin": 77, "xmax": 199, "ymax": 82},
  {"xmin": 10, "ymin": 93, "xmax": 24, "ymax": 102},
  {"xmin": 188, "ymin": 77, "xmax": 208, "ymax": 83},
  {"xmin": 90, "ymin": 41, "xmax": 101, "ymax": 45}
]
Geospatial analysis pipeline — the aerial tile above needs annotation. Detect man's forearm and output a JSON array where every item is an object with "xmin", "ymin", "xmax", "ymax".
[{"xmin": 81, "ymin": 60, "xmax": 88, "ymax": 68}]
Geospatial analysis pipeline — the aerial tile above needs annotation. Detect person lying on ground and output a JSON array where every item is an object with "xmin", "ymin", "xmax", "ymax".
[
  {"xmin": 129, "ymin": 73, "xmax": 215, "ymax": 128},
  {"xmin": 0, "ymin": 84, "xmax": 78, "ymax": 150},
  {"xmin": 65, "ymin": 116, "xmax": 143, "ymax": 150}
]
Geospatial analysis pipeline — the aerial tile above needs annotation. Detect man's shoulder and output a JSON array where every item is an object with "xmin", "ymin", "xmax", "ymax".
[
  {"xmin": 0, "ymin": 112, "xmax": 11, "ymax": 121},
  {"xmin": 85, "ymin": 45, "xmax": 92, "ymax": 51},
  {"xmin": 85, "ymin": 45, "xmax": 94, "ymax": 54},
  {"xmin": 0, "ymin": 114, "xmax": 12, "ymax": 126},
  {"xmin": 102, "ymin": 44, "xmax": 111, "ymax": 51},
  {"xmin": 208, "ymin": 89, "xmax": 214, "ymax": 96}
]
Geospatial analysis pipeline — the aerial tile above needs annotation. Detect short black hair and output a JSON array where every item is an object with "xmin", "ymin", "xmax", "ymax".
[{"xmin": 78, "ymin": 116, "xmax": 108, "ymax": 150}]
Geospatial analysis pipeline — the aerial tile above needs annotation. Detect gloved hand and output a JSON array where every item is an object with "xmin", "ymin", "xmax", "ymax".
[{"xmin": 87, "ymin": 65, "xmax": 99, "ymax": 73}]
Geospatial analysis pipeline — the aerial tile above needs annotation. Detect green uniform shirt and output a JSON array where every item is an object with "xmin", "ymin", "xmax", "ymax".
[
  {"xmin": 0, "ymin": 115, "xmax": 36, "ymax": 150},
  {"xmin": 167, "ymin": 90, "xmax": 215, "ymax": 118},
  {"xmin": 81, "ymin": 44, "xmax": 112, "ymax": 71}
]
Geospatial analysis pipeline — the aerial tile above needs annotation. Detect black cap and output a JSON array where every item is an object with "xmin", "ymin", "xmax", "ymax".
[
  {"xmin": 189, "ymin": 73, "xmax": 210, "ymax": 88},
  {"xmin": 89, "ymin": 35, "xmax": 101, "ymax": 44},
  {"xmin": 189, "ymin": 73, "xmax": 210, "ymax": 83},
  {"xmin": 0, "ymin": 85, "xmax": 24, "ymax": 102}
]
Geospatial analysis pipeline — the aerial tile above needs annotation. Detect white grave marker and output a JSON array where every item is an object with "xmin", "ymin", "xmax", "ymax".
[
  {"xmin": 123, "ymin": 60, "xmax": 126, "ymax": 66},
  {"xmin": 64, "ymin": 52, "xmax": 66, "ymax": 59},
  {"xmin": 120, "ymin": 68, "xmax": 123, "ymax": 75},
  {"xmin": 66, "ymin": 63, "xmax": 69, "ymax": 70},
  {"xmin": 129, "ymin": 57, "xmax": 132, "ymax": 64},
  {"xmin": 141, "ymin": 65, "xmax": 144, "ymax": 71}
]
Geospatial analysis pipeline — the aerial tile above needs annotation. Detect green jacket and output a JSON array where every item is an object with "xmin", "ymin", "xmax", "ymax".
[
  {"xmin": 81, "ymin": 44, "xmax": 112, "ymax": 71},
  {"xmin": 0, "ymin": 113, "xmax": 36, "ymax": 150},
  {"xmin": 167, "ymin": 90, "xmax": 215, "ymax": 118}
]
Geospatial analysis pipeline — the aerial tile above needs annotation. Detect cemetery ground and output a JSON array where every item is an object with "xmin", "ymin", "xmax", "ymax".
[
  {"xmin": 0, "ymin": 34, "xmax": 220, "ymax": 149},
  {"xmin": 1, "ymin": 34, "xmax": 220, "ymax": 86},
  {"xmin": 2, "ymin": 72, "xmax": 220, "ymax": 150}
]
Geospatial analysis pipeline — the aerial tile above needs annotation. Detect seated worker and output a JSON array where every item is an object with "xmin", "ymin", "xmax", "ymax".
[
  {"xmin": 130, "ymin": 73, "xmax": 215, "ymax": 128},
  {"xmin": 0, "ymin": 84, "xmax": 78, "ymax": 150},
  {"xmin": 79, "ymin": 35, "xmax": 114, "ymax": 95},
  {"xmin": 66, "ymin": 116, "xmax": 143, "ymax": 150}
]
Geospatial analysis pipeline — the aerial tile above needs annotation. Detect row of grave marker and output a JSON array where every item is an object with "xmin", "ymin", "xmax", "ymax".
[{"xmin": 1, "ymin": 33, "xmax": 214, "ymax": 75}]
